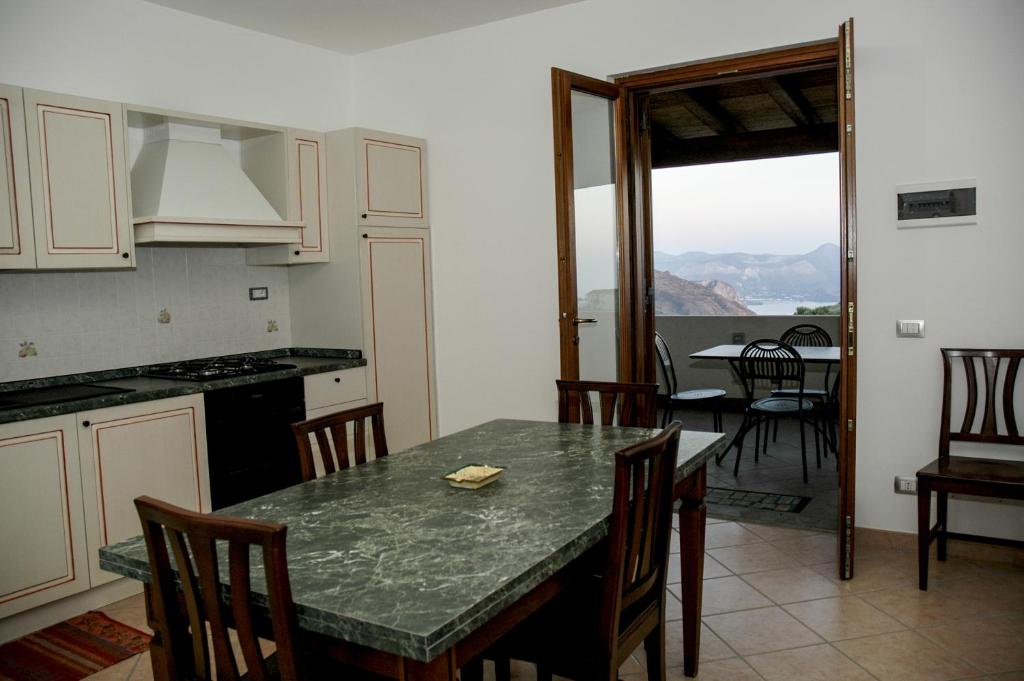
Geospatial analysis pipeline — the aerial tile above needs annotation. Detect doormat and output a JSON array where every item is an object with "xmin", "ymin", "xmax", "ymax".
[
  {"xmin": 0, "ymin": 611, "xmax": 150, "ymax": 681},
  {"xmin": 708, "ymin": 486, "xmax": 812, "ymax": 513}
]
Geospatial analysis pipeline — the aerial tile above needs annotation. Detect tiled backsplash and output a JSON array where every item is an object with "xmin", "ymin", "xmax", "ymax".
[{"xmin": 0, "ymin": 248, "xmax": 291, "ymax": 382}]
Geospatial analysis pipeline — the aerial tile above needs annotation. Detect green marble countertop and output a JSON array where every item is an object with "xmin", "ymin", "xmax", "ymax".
[
  {"xmin": 0, "ymin": 348, "xmax": 365, "ymax": 425},
  {"xmin": 99, "ymin": 419, "xmax": 724, "ymax": 661}
]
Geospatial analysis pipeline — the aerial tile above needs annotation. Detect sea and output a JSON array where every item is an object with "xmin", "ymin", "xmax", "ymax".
[{"xmin": 747, "ymin": 300, "xmax": 838, "ymax": 316}]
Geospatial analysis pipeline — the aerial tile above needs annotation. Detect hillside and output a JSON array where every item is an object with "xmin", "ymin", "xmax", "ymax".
[
  {"xmin": 654, "ymin": 243, "xmax": 840, "ymax": 301},
  {"xmin": 653, "ymin": 270, "xmax": 755, "ymax": 316}
]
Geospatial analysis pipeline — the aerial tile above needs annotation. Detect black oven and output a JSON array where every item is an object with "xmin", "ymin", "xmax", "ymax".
[{"xmin": 204, "ymin": 377, "xmax": 305, "ymax": 509}]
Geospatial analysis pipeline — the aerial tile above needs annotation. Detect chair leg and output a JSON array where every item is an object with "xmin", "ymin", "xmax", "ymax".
[
  {"xmin": 762, "ymin": 419, "xmax": 768, "ymax": 457},
  {"xmin": 813, "ymin": 416, "xmax": 822, "ymax": 468},
  {"xmin": 733, "ymin": 413, "xmax": 754, "ymax": 476},
  {"xmin": 754, "ymin": 421, "xmax": 761, "ymax": 463},
  {"xmin": 461, "ymin": 657, "xmax": 483, "ymax": 681},
  {"xmin": 798, "ymin": 417, "xmax": 808, "ymax": 483},
  {"xmin": 536, "ymin": 662, "xmax": 552, "ymax": 681},
  {"xmin": 772, "ymin": 416, "xmax": 778, "ymax": 442},
  {"xmin": 644, "ymin": 626, "xmax": 666, "ymax": 681},
  {"xmin": 918, "ymin": 480, "xmax": 932, "ymax": 590},
  {"xmin": 936, "ymin": 491, "xmax": 948, "ymax": 562}
]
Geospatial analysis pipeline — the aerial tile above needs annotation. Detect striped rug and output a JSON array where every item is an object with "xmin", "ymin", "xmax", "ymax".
[{"xmin": 0, "ymin": 611, "xmax": 150, "ymax": 681}]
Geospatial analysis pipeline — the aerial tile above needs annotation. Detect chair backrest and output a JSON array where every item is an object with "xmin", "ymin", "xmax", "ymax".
[
  {"xmin": 738, "ymin": 339, "xmax": 806, "ymax": 401},
  {"xmin": 599, "ymin": 422, "xmax": 681, "ymax": 662},
  {"xmin": 291, "ymin": 402, "xmax": 389, "ymax": 481},
  {"xmin": 781, "ymin": 324, "xmax": 833, "ymax": 347},
  {"xmin": 135, "ymin": 496, "xmax": 302, "ymax": 681},
  {"xmin": 556, "ymin": 380, "xmax": 658, "ymax": 427},
  {"xmin": 653, "ymin": 331, "xmax": 678, "ymax": 396},
  {"xmin": 939, "ymin": 349, "xmax": 1024, "ymax": 458}
]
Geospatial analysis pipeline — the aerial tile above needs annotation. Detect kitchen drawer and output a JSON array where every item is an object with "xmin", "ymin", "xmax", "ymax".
[
  {"xmin": 305, "ymin": 399, "xmax": 368, "ymax": 421},
  {"xmin": 304, "ymin": 368, "xmax": 366, "ymax": 411}
]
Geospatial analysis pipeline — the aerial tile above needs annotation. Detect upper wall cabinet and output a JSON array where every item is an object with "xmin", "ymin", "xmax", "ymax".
[
  {"xmin": 23, "ymin": 89, "xmax": 133, "ymax": 269},
  {"xmin": 247, "ymin": 129, "xmax": 329, "ymax": 265},
  {"xmin": 0, "ymin": 85, "xmax": 36, "ymax": 269},
  {"xmin": 356, "ymin": 129, "xmax": 429, "ymax": 228}
]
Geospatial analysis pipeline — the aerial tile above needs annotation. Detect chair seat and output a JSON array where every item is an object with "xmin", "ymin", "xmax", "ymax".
[
  {"xmin": 917, "ymin": 455, "xmax": 1024, "ymax": 489},
  {"xmin": 670, "ymin": 388, "xmax": 727, "ymax": 402},
  {"xmin": 770, "ymin": 387, "xmax": 828, "ymax": 399},
  {"xmin": 750, "ymin": 396, "xmax": 815, "ymax": 413}
]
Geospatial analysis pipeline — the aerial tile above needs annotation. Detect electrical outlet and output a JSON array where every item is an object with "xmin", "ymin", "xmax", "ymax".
[
  {"xmin": 894, "ymin": 476, "xmax": 917, "ymax": 494},
  {"xmin": 249, "ymin": 287, "xmax": 269, "ymax": 301}
]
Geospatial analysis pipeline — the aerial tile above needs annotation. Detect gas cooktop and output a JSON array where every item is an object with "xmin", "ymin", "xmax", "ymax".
[{"xmin": 142, "ymin": 356, "xmax": 296, "ymax": 381}]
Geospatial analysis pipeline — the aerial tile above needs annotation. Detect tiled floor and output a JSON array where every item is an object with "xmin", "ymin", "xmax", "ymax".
[
  {"xmin": 85, "ymin": 517, "xmax": 1023, "ymax": 681},
  {"xmin": 674, "ymin": 408, "xmax": 839, "ymax": 531}
]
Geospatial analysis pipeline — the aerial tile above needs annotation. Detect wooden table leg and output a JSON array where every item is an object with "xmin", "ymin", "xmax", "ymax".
[
  {"xmin": 403, "ymin": 650, "xmax": 458, "ymax": 681},
  {"xmin": 677, "ymin": 465, "xmax": 707, "ymax": 678}
]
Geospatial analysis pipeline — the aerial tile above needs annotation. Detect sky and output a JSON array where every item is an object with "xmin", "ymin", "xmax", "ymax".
[{"xmin": 652, "ymin": 153, "xmax": 840, "ymax": 255}]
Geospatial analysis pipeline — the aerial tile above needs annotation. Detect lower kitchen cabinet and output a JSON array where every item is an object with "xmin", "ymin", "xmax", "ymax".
[
  {"xmin": 78, "ymin": 394, "xmax": 209, "ymax": 586},
  {"xmin": 0, "ymin": 414, "xmax": 89, "ymax": 619}
]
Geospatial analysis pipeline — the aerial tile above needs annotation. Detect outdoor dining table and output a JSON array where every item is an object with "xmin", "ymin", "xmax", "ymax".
[{"xmin": 99, "ymin": 418, "xmax": 725, "ymax": 680}]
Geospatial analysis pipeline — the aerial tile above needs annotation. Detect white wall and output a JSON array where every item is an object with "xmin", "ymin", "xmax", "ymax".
[
  {"xmin": 351, "ymin": 0, "xmax": 1024, "ymax": 539},
  {"xmin": 0, "ymin": 0, "xmax": 354, "ymax": 379}
]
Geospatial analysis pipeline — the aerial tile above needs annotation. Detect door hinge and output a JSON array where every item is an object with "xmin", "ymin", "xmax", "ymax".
[
  {"xmin": 846, "ymin": 123, "xmax": 853, "ymax": 135},
  {"xmin": 843, "ymin": 515, "xmax": 853, "ymax": 579},
  {"xmin": 640, "ymin": 108, "xmax": 650, "ymax": 132},
  {"xmin": 847, "ymin": 419, "xmax": 854, "ymax": 432},
  {"xmin": 844, "ymin": 22, "xmax": 853, "ymax": 100},
  {"xmin": 847, "ymin": 302, "xmax": 855, "ymax": 356}
]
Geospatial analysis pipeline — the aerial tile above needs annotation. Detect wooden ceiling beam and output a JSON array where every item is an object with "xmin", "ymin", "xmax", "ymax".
[
  {"xmin": 651, "ymin": 122, "xmax": 837, "ymax": 168},
  {"xmin": 656, "ymin": 90, "xmax": 746, "ymax": 135},
  {"xmin": 763, "ymin": 76, "xmax": 821, "ymax": 126}
]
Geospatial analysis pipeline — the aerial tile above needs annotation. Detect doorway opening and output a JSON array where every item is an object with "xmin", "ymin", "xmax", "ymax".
[{"xmin": 646, "ymin": 67, "xmax": 841, "ymax": 532}]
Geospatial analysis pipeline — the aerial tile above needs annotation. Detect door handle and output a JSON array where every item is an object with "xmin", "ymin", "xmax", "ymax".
[{"xmin": 572, "ymin": 318, "xmax": 598, "ymax": 325}]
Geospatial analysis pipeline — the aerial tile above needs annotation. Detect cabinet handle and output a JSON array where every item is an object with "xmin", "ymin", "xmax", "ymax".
[
  {"xmin": 294, "ymin": 250, "xmax": 301, "ymax": 256},
  {"xmin": 334, "ymin": 377, "xmax": 341, "ymax": 383},
  {"xmin": 82, "ymin": 420, "xmax": 91, "ymax": 427},
  {"xmin": 361, "ymin": 213, "xmax": 368, "ymax": 219},
  {"xmin": 121, "ymin": 252, "xmax": 130, "ymax": 259},
  {"xmin": 362, "ymin": 233, "xmax": 368, "ymax": 238}
]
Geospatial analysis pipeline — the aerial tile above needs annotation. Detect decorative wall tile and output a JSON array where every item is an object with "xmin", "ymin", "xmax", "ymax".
[{"xmin": 0, "ymin": 248, "xmax": 294, "ymax": 381}]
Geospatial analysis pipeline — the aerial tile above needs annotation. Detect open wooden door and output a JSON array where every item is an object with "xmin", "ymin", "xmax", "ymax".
[
  {"xmin": 837, "ymin": 17, "xmax": 858, "ymax": 579},
  {"xmin": 551, "ymin": 69, "xmax": 638, "ymax": 382}
]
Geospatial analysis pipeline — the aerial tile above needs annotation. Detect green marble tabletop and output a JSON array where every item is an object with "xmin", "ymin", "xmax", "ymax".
[{"xmin": 99, "ymin": 419, "xmax": 724, "ymax": 662}]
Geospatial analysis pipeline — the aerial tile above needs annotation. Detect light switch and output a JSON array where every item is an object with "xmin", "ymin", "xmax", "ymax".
[
  {"xmin": 249, "ymin": 287, "xmax": 269, "ymax": 301},
  {"xmin": 897, "ymin": 320, "xmax": 925, "ymax": 338}
]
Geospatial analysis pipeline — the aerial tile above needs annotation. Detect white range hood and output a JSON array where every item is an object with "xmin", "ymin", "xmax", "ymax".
[{"xmin": 130, "ymin": 121, "xmax": 302, "ymax": 246}]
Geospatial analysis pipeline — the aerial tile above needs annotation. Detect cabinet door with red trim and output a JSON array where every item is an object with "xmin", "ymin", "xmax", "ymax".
[
  {"xmin": 0, "ymin": 414, "xmax": 88, "ymax": 619},
  {"xmin": 78, "ymin": 394, "xmax": 209, "ymax": 586},
  {"xmin": 0, "ymin": 84, "xmax": 36, "ymax": 270},
  {"xmin": 23, "ymin": 89, "xmax": 133, "ymax": 269},
  {"xmin": 356, "ymin": 129, "xmax": 429, "ymax": 228}
]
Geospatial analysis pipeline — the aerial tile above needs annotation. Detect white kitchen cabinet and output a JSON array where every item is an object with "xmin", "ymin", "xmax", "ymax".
[
  {"xmin": 0, "ymin": 84, "xmax": 36, "ymax": 270},
  {"xmin": 360, "ymin": 228, "xmax": 437, "ymax": 452},
  {"xmin": 0, "ymin": 414, "xmax": 89, "ymax": 619},
  {"xmin": 78, "ymin": 394, "xmax": 209, "ymax": 586},
  {"xmin": 303, "ymin": 367, "xmax": 366, "ymax": 411},
  {"xmin": 23, "ymin": 89, "xmax": 133, "ymax": 269},
  {"xmin": 356, "ymin": 130, "xmax": 428, "ymax": 228},
  {"xmin": 246, "ymin": 129, "xmax": 329, "ymax": 265}
]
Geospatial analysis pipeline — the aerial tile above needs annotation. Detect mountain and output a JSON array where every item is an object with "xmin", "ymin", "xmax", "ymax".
[
  {"xmin": 653, "ymin": 270, "xmax": 755, "ymax": 316},
  {"xmin": 654, "ymin": 243, "xmax": 840, "ymax": 301}
]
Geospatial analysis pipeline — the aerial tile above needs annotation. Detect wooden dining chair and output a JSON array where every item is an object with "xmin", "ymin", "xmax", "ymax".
[
  {"xmin": 653, "ymin": 331, "xmax": 726, "ymax": 431},
  {"xmin": 495, "ymin": 422, "xmax": 682, "ymax": 681},
  {"xmin": 916, "ymin": 349, "xmax": 1024, "ymax": 590},
  {"xmin": 771, "ymin": 324, "xmax": 834, "ymax": 454},
  {"xmin": 291, "ymin": 402, "xmax": 388, "ymax": 481},
  {"xmin": 556, "ymin": 380, "xmax": 659, "ymax": 428},
  {"xmin": 135, "ymin": 495, "xmax": 305, "ymax": 681}
]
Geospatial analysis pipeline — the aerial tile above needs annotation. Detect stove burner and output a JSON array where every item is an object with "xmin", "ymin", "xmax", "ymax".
[{"xmin": 143, "ymin": 355, "xmax": 296, "ymax": 381}]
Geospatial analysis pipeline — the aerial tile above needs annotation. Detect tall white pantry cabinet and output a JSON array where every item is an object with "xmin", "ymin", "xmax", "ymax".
[{"xmin": 290, "ymin": 128, "xmax": 437, "ymax": 453}]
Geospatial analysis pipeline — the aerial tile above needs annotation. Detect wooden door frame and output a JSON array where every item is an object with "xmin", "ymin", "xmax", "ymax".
[{"xmin": 611, "ymin": 30, "xmax": 859, "ymax": 578}]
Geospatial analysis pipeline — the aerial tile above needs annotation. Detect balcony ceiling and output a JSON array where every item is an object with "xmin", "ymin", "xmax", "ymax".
[
  {"xmin": 140, "ymin": 0, "xmax": 583, "ymax": 55},
  {"xmin": 649, "ymin": 67, "xmax": 839, "ymax": 168}
]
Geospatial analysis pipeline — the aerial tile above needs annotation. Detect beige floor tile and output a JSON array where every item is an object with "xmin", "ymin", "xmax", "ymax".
[
  {"xmin": 100, "ymin": 592, "xmax": 153, "ymax": 634},
  {"xmin": 740, "ymin": 567, "xmax": 843, "ymax": 604},
  {"xmin": 771, "ymin": 534, "xmax": 838, "ymax": 565},
  {"xmin": 811, "ymin": 557, "xmax": 918, "ymax": 594},
  {"xmin": 129, "ymin": 651, "xmax": 153, "ymax": 681},
  {"xmin": 746, "ymin": 643, "xmax": 876, "ymax": 681},
  {"xmin": 740, "ymin": 522, "xmax": 825, "ymax": 542},
  {"xmin": 703, "ymin": 606, "xmax": 823, "ymax": 656},
  {"xmin": 706, "ymin": 516, "xmax": 730, "ymax": 525},
  {"xmin": 692, "ymin": 576, "xmax": 773, "ymax": 615},
  {"xmin": 859, "ymin": 585, "xmax": 985, "ymax": 628},
  {"xmin": 986, "ymin": 672, "xmax": 1024, "ymax": 680},
  {"xmin": 705, "ymin": 522, "xmax": 765, "ymax": 549},
  {"xmin": 917, "ymin": 613, "xmax": 1024, "ymax": 674},
  {"xmin": 707, "ymin": 542, "xmax": 799, "ymax": 575},
  {"xmin": 666, "ymin": 553, "xmax": 732, "ymax": 584},
  {"xmin": 668, "ymin": 657, "xmax": 763, "ymax": 680},
  {"xmin": 834, "ymin": 630, "xmax": 981, "ymax": 681},
  {"xmin": 665, "ymin": 589, "xmax": 683, "ymax": 622},
  {"xmin": 81, "ymin": 654, "xmax": 141, "ymax": 681},
  {"xmin": 783, "ymin": 596, "xmax": 906, "ymax": 641},
  {"xmin": 663, "ymin": 622, "xmax": 736, "ymax": 668},
  {"xmin": 935, "ymin": 575, "xmax": 1024, "ymax": 615}
]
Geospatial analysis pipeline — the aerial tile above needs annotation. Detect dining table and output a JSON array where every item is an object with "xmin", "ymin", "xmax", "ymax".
[{"xmin": 99, "ymin": 418, "xmax": 726, "ymax": 680}]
